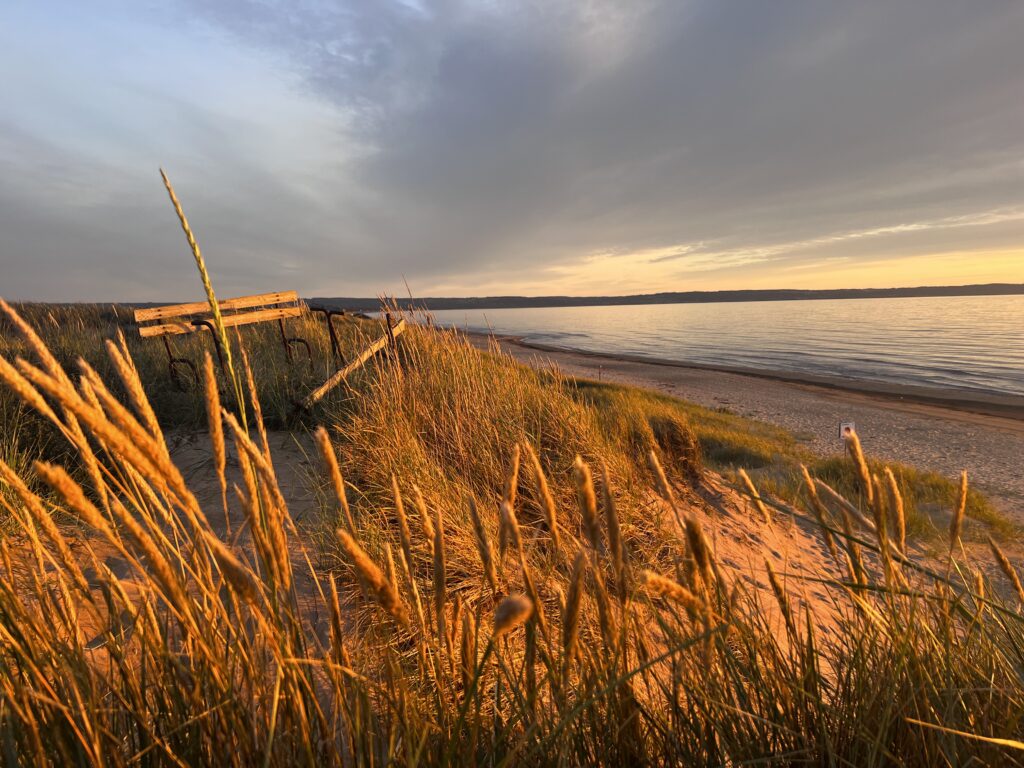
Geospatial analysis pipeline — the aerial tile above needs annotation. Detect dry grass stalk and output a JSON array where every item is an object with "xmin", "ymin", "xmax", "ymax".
[
  {"xmin": 950, "ymin": 471, "xmax": 968, "ymax": 557},
  {"xmin": 765, "ymin": 559, "xmax": 797, "ymax": 639},
  {"xmin": 601, "ymin": 462, "xmax": 625, "ymax": 590},
  {"xmin": 844, "ymin": 429, "xmax": 874, "ymax": 506},
  {"xmin": 385, "ymin": 544, "xmax": 400, "ymax": 597},
  {"xmin": 328, "ymin": 575, "xmax": 352, "ymax": 666},
  {"xmin": 988, "ymin": 537, "xmax": 1024, "ymax": 603},
  {"xmin": 205, "ymin": 533, "xmax": 261, "ymax": 605},
  {"xmin": 336, "ymin": 528, "xmax": 410, "ymax": 628},
  {"xmin": 800, "ymin": 465, "xmax": 837, "ymax": 561},
  {"xmin": 684, "ymin": 517, "xmax": 715, "ymax": 592},
  {"xmin": 640, "ymin": 570, "xmax": 705, "ymax": 615},
  {"xmin": 561, "ymin": 551, "xmax": 587, "ymax": 670},
  {"xmin": 413, "ymin": 485, "xmax": 435, "ymax": 559},
  {"xmin": 573, "ymin": 456, "xmax": 604, "ymax": 553},
  {"xmin": 57, "ymin": 405, "xmax": 109, "ymax": 514},
  {"xmin": 398, "ymin": 546, "xmax": 429, "ymax": 640},
  {"xmin": 0, "ymin": 459, "xmax": 94, "ymax": 598},
  {"xmin": 239, "ymin": 344, "xmax": 270, "ymax": 459},
  {"xmin": 504, "ymin": 443, "xmax": 521, "ymax": 508},
  {"xmin": 0, "ymin": 298, "xmax": 75, "ymax": 389},
  {"xmin": 738, "ymin": 468, "xmax": 771, "ymax": 524},
  {"xmin": 105, "ymin": 337, "xmax": 165, "ymax": 458},
  {"xmin": 432, "ymin": 504, "xmax": 448, "ymax": 653},
  {"xmin": 315, "ymin": 427, "xmax": 356, "ymax": 533},
  {"xmin": 884, "ymin": 468, "xmax": 907, "ymax": 555},
  {"xmin": 203, "ymin": 353, "xmax": 229, "ymax": 531},
  {"xmin": 460, "ymin": 609, "xmax": 477, "ymax": 693},
  {"xmin": 17, "ymin": 356, "xmax": 210, "ymax": 538},
  {"xmin": 159, "ymin": 168, "xmax": 241, "ymax": 410},
  {"xmin": 500, "ymin": 500, "xmax": 523, "ymax": 561},
  {"xmin": 523, "ymin": 442, "xmax": 560, "ymax": 552},
  {"xmin": 0, "ymin": 353, "xmax": 63, "ymax": 427},
  {"xmin": 588, "ymin": 556, "xmax": 618, "ymax": 651},
  {"xmin": 493, "ymin": 594, "xmax": 533, "ymax": 638},
  {"xmin": 467, "ymin": 497, "xmax": 499, "ymax": 594},
  {"xmin": 870, "ymin": 474, "xmax": 896, "ymax": 588},
  {"xmin": 43, "ymin": 458, "xmax": 197, "ymax": 631},
  {"xmin": 815, "ymin": 478, "xmax": 876, "ymax": 533},
  {"xmin": 838, "ymin": 506, "xmax": 867, "ymax": 586},
  {"xmin": 393, "ymin": 476, "xmax": 414, "ymax": 574}
]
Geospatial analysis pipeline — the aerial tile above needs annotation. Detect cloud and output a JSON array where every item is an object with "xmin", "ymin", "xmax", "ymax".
[{"xmin": 1, "ymin": 0, "xmax": 1022, "ymax": 300}]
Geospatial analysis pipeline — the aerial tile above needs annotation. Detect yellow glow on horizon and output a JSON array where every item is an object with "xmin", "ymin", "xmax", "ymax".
[{"xmin": 426, "ymin": 248, "xmax": 1022, "ymax": 298}]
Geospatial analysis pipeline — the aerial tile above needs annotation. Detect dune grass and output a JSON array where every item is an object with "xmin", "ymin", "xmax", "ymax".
[
  {"xmin": 1, "ymin": 295, "xmax": 1024, "ymax": 764},
  {"xmin": 573, "ymin": 379, "xmax": 1011, "ymax": 542}
]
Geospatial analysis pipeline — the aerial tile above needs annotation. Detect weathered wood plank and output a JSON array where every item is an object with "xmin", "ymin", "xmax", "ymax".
[
  {"xmin": 133, "ymin": 291, "xmax": 299, "ymax": 323},
  {"xmin": 302, "ymin": 318, "xmax": 406, "ymax": 408},
  {"xmin": 139, "ymin": 305, "xmax": 303, "ymax": 337}
]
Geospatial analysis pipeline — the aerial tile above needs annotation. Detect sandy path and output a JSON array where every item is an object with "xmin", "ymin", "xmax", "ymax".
[
  {"xmin": 168, "ymin": 429, "xmax": 338, "ymax": 644},
  {"xmin": 469, "ymin": 333, "xmax": 1024, "ymax": 519}
]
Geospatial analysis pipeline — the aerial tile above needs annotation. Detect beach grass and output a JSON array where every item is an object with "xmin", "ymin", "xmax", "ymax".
[
  {"xmin": 1, "ymin": 292, "xmax": 1024, "ymax": 764},
  {"xmin": 570, "ymin": 379, "xmax": 1011, "ymax": 542}
]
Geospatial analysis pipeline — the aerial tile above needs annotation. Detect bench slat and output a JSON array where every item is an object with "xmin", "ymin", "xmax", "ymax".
[
  {"xmin": 133, "ymin": 291, "xmax": 299, "ymax": 323},
  {"xmin": 302, "ymin": 318, "xmax": 406, "ymax": 407},
  {"xmin": 138, "ymin": 305, "xmax": 303, "ymax": 337}
]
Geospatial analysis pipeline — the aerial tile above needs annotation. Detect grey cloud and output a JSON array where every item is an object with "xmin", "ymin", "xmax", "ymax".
[
  {"xmin": 198, "ymin": 1, "xmax": 1023, "ymax": 281},
  {"xmin": 2, "ymin": 0, "xmax": 1023, "ymax": 300}
]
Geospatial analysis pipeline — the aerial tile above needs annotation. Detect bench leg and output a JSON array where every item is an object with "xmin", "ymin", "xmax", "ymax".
[
  {"xmin": 384, "ymin": 311, "xmax": 396, "ymax": 349},
  {"xmin": 311, "ymin": 307, "xmax": 347, "ymax": 363},
  {"xmin": 278, "ymin": 319, "xmax": 313, "ymax": 369},
  {"xmin": 162, "ymin": 336, "xmax": 199, "ymax": 389},
  {"xmin": 191, "ymin": 319, "xmax": 228, "ymax": 376}
]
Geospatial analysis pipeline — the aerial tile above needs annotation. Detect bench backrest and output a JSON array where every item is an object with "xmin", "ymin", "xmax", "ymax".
[{"xmin": 134, "ymin": 291, "xmax": 303, "ymax": 337}]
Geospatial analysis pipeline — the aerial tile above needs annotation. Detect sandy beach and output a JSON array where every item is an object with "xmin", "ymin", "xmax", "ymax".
[{"xmin": 467, "ymin": 332, "xmax": 1024, "ymax": 518}]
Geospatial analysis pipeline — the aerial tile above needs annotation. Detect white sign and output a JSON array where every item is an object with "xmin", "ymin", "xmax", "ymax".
[{"xmin": 839, "ymin": 422, "xmax": 856, "ymax": 440}]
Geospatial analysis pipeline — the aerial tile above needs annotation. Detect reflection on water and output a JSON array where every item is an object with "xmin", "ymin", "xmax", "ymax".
[{"xmin": 430, "ymin": 295, "xmax": 1024, "ymax": 398}]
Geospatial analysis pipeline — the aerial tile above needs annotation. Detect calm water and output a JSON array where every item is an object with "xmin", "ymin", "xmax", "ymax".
[{"xmin": 431, "ymin": 295, "xmax": 1024, "ymax": 399}]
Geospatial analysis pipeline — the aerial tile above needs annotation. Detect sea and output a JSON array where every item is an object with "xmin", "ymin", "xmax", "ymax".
[{"xmin": 429, "ymin": 294, "xmax": 1024, "ymax": 400}]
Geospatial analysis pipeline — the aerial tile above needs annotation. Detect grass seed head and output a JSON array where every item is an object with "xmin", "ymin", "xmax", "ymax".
[
  {"xmin": 493, "ymin": 594, "xmax": 533, "ymax": 638},
  {"xmin": 337, "ymin": 528, "xmax": 410, "ymax": 628}
]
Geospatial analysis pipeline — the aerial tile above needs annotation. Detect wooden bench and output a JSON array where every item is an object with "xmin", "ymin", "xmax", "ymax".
[{"xmin": 134, "ymin": 291, "xmax": 311, "ymax": 384}]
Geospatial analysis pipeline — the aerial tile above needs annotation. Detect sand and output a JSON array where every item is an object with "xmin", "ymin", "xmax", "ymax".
[{"xmin": 467, "ymin": 332, "xmax": 1024, "ymax": 519}]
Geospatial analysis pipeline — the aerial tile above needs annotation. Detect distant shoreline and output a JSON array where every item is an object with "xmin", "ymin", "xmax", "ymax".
[
  {"xmin": 464, "ymin": 330, "xmax": 1024, "ymax": 423},
  {"xmin": 310, "ymin": 282, "xmax": 1024, "ymax": 312}
]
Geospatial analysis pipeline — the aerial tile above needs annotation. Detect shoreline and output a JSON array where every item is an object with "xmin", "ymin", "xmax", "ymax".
[
  {"xmin": 463, "ymin": 329, "xmax": 1024, "ymax": 514},
  {"xmin": 467, "ymin": 331, "xmax": 1024, "ymax": 423}
]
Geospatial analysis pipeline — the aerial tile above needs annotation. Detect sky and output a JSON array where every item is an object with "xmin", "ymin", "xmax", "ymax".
[{"xmin": 1, "ymin": 0, "xmax": 1022, "ymax": 302}]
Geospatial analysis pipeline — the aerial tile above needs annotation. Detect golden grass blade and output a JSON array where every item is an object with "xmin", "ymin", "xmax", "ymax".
[
  {"xmin": 314, "ymin": 427, "xmax": 356, "ymax": 533},
  {"xmin": 988, "ymin": 536, "xmax": 1024, "ymax": 603},
  {"xmin": 884, "ymin": 467, "xmax": 907, "ymax": 554},
  {"xmin": 203, "ymin": 353, "xmax": 229, "ymax": 531},
  {"xmin": 573, "ymin": 456, "xmax": 603, "ymax": 554},
  {"xmin": 159, "ymin": 168, "xmax": 244, "ymax": 420},
  {"xmin": 336, "ymin": 528, "xmax": 410, "ymax": 628},
  {"xmin": 844, "ymin": 429, "xmax": 874, "ymax": 506},
  {"xmin": 800, "ymin": 465, "xmax": 838, "ymax": 561},
  {"xmin": 468, "ymin": 496, "xmax": 498, "ymax": 594},
  {"xmin": 522, "ymin": 442, "xmax": 560, "ymax": 553},
  {"xmin": 949, "ymin": 471, "xmax": 968, "ymax": 557},
  {"xmin": 640, "ymin": 570, "xmax": 705, "ymax": 615},
  {"xmin": 738, "ymin": 468, "xmax": 770, "ymax": 524}
]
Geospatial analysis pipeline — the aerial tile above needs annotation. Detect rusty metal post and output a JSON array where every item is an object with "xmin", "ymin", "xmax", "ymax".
[
  {"xmin": 384, "ymin": 312, "xmax": 396, "ymax": 350},
  {"xmin": 311, "ymin": 307, "xmax": 346, "ymax": 362},
  {"xmin": 278, "ymin": 319, "xmax": 294, "ymax": 363},
  {"xmin": 191, "ymin": 319, "xmax": 227, "ymax": 376},
  {"xmin": 162, "ymin": 335, "xmax": 198, "ymax": 388}
]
